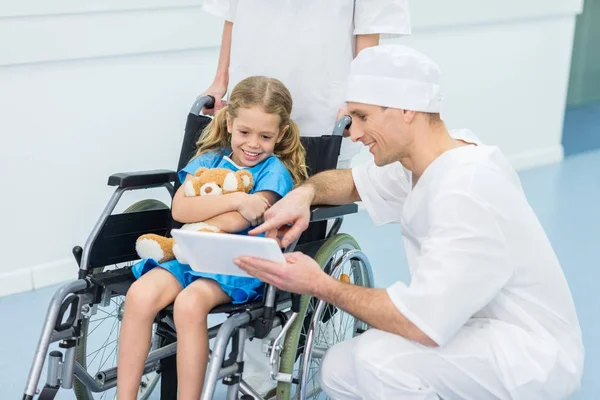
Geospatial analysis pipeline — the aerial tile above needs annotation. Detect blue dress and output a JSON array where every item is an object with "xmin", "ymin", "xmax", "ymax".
[{"xmin": 132, "ymin": 150, "xmax": 294, "ymax": 304}]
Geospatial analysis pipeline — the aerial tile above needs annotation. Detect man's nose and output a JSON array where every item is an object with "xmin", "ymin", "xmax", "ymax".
[{"xmin": 349, "ymin": 125, "xmax": 363, "ymax": 143}]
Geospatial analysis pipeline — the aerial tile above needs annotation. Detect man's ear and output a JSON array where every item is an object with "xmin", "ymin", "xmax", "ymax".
[{"xmin": 403, "ymin": 110, "xmax": 417, "ymax": 124}]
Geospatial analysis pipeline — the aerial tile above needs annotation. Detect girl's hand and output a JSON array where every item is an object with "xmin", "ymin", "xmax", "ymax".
[{"xmin": 237, "ymin": 194, "xmax": 271, "ymax": 226}]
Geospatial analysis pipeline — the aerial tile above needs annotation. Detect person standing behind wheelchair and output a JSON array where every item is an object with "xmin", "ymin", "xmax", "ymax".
[
  {"xmin": 200, "ymin": 0, "xmax": 411, "ymax": 169},
  {"xmin": 116, "ymin": 76, "xmax": 308, "ymax": 400}
]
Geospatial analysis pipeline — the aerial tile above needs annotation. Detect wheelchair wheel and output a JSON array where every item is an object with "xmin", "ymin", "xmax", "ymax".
[
  {"xmin": 123, "ymin": 199, "xmax": 170, "ymax": 212},
  {"xmin": 275, "ymin": 234, "xmax": 373, "ymax": 400},
  {"xmin": 74, "ymin": 199, "xmax": 168, "ymax": 400}
]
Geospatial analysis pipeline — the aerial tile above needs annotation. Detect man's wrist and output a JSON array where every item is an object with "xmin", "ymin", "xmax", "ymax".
[
  {"xmin": 297, "ymin": 183, "xmax": 317, "ymax": 205},
  {"xmin": 311, "ymin": 273, "xmax": 338, "ymax": 301}
]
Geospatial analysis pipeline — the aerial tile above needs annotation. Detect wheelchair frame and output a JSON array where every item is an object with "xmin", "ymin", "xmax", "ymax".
[{"xmin": 22, "ymin": 97, "xmax": 374, "ymax": 400}]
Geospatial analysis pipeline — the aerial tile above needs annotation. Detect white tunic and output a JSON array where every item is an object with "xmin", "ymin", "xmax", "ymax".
[
  {"xmin": 352, "ymin": 130, "xmax": 584, "ymax": 397},
  {"xmin": 202, "ymin": 0, "xmax": 411, "ymax": 162}
]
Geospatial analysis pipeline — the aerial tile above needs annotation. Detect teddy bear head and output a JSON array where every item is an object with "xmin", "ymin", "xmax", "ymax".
[{"xmin": 183, "ymin": 167, "xmax": 254, "ymax": 197}]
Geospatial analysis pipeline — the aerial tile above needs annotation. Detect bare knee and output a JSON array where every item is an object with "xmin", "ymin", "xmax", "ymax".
[
  {"xmin": 124, "ymin": 280, "xmax": 165, "ymax": 319},
  {"xmin": 173, "ymin": 281, "xmax": 220, "ymax": 325}
]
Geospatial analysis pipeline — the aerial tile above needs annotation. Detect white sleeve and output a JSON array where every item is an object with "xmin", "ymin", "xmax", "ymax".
[
  {"xmin": 386, "ymin": 190, "xmax": 513, "ymax": 346},
  {"xmin": 202, "ymin": 0, "xmax": 239, "ymax": 22},
  {"xmin": 354, "ymin": 0, "xmax": 411, "ymax": 37},
  {"xmin": 351, "ymin": 160, "xmax": 410, "ymax": 225}
]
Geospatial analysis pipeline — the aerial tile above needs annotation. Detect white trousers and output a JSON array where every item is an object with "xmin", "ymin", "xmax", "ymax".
[{"xmin": 320, "ymin": 326, "xmax": 514, "ymax": 400}]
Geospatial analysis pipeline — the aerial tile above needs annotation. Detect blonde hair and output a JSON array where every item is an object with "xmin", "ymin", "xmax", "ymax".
[{"xmin": 194, "ymin": 76, "xmax": 308, "ymax": 185}]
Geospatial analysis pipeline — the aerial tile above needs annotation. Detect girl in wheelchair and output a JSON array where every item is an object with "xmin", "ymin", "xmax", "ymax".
[{"xmin": 116, "ymin": 76, "xmax": 308, "ymax": 400}]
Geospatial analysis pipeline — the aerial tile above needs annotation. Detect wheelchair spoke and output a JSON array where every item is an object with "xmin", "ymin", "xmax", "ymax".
[
  {"xmin": 88, "ymin": 317, "xmax": 119, "ymax": 367},
  {"xmin": 76, "ymin": 291, "xmax": 160, "ymax": 400},
  {"xmin": 96, "ymin": 340, "xmax": 119, "ymax": 374},
  {"xmin": 89, "ymin": 312, "xmax": 118, "ymax": 325},
  {"xmin": 92, "ymin": 320, "xmax": 121, "ymax": 378},
  {"xmin": 86, "ymin": 338, "xmax": 119, "ymax": 358}
]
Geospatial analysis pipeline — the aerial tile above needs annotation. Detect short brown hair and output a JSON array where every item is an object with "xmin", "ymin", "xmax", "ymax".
[{"xmin": 421, "ymin": 112, "xmax": 441, "ymax": 125}]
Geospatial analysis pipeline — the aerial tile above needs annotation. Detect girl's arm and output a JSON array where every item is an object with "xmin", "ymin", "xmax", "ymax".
[
  {"xmin": 172, "ymin": 174, "xmax": 280, "ymax": 229},
  {"xmin": 204, "ymin": 191, "xmax": 281, "ymax": 232},
  {"xmin": 204, "ymin": 211, "xmax": 250, "ymax": 233},
  {"xmin": 202, "ymin": 191, "xmax": 281, "ymax": 232},
  {"xmin": 171, "ymin": 175, "xmax": 246, "ymax": 223}
]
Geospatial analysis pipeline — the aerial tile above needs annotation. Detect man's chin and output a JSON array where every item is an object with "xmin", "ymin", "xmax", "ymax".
[{"xmin": 373, "ymin": 156, "xmax": 384, "ymax": 167}]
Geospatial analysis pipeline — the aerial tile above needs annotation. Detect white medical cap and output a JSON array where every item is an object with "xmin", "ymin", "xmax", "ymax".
[{"xmin": 345, "ymin": 44, "xmax": 443, "ymax": 114}]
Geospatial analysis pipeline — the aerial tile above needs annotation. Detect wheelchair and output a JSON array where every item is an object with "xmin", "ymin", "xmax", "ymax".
[{"xmin": 22, "ymin": 96, "xmax": 375, "ymax": 400}]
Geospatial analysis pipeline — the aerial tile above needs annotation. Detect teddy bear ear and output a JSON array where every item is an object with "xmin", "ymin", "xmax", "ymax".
[
  {"xmin": 223, "ymin": 172, "xmax": 239, "ymax": 193},
  {"xmin": 194, "ymin": 167, "xmax": 208, "ymax": 177},
  {"xmin": 236, "ymin": 170, "xmax": 254, "ymax": 191}
]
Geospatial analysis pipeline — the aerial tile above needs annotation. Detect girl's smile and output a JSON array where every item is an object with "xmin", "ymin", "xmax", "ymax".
[{"xmin": 227, "ymin": 106, "xmax": 282, "ymax": 167}]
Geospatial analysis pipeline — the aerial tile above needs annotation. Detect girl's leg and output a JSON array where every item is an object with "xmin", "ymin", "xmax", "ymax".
[
  {"xmin": 117, "ymin": 268, "xmax": 182, "ymax": 400},
  {"xmin": 173, "ymin": 279, "xmax": 231, "ymax": 400}
]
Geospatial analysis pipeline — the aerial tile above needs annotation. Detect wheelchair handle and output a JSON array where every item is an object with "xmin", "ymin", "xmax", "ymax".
[
  {"xmin": 54, "ymin": 295, "xmax": 80, "ymax": 332},
  {"xmin": 332, "ymin": 115, "xmax": 352, "ymax": 137},
  {"xmin": 190, "ymin": 95, "xmax": 216, "ymax": 116}
]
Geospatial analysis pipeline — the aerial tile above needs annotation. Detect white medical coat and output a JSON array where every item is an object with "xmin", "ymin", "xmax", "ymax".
[
  {"xmin": 352, "ymin": 129, "xmax": 584, "ymax": 397},
  {"xmin": 202, "ymin": 0, "xmax": 411, "ymax": 162}
]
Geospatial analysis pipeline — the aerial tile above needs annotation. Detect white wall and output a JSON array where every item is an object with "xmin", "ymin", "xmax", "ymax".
[{"xmin": 0, "ymin": 0, "xmax": 583, "ymax": 296}]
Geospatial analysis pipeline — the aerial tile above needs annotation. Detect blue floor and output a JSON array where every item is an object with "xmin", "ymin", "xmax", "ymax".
[
  {"xmin": 5, "ymin": 108, "xmax": 600, "ymax": 399},
  {"xmin": 562, "ymin": 100, "xmax": 600, "ymax": 157}
]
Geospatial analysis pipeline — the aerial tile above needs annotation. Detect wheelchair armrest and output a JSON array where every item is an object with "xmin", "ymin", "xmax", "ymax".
[
  {"xmin": 309, "ymin": 203, "xmax": 358, "ymax": 222},
  {"xmin": 107, "ymin": 169, "xmax": 178, "ymax": 189}
]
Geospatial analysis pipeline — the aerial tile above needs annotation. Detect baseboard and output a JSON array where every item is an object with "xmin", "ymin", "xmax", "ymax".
[
  {"xmin": 0, "ymin": 269, "xmax": 33, "ymax": 297},
  {"xmin": 509, "ymin": 144, "xmax": 564, "ymax": 171},
  {"xmin": 0, "ymin": 258, "xmax": 76, "ymax": 297}
]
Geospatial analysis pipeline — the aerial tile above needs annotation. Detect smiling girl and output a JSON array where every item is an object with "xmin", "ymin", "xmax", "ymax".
[{"xmin": 116, "ymin": 76, "xmax": 308, "ymax": 400}]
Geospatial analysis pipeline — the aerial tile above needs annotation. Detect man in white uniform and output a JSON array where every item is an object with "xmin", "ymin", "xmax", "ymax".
[
  {"xmin": 235, "ymin": 45, "xmax": 585, "ymax": 399},
  {"xmin": 201, "ymin": 0, "xmax": 411, "ymax": 167}
]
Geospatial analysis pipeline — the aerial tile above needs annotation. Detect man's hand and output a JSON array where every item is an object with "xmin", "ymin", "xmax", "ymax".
[
  {"xmin": 249, "ymin": 185, "xmax": 314, "ymax": 247},
  {"xmin": 235, "ymin": 252, "xmax": 331, "ymax": 296},
  {"xmin": 237, "ymin": 194, "xmax": 271, "ymax": 226},
  {"xmin": 198, "ymin": 81, "xmax": 227, "ymax": 115}
]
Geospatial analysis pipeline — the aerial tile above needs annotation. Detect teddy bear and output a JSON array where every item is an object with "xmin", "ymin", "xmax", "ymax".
[{"xmin": 135, "ymin": 167, "xmax": 254, "ymax": 264}]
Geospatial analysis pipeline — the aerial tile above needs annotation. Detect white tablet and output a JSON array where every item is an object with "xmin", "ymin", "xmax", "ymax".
[{"xmin": 170, "ymin": 229, "xmax": 285, "ymax": 278}]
